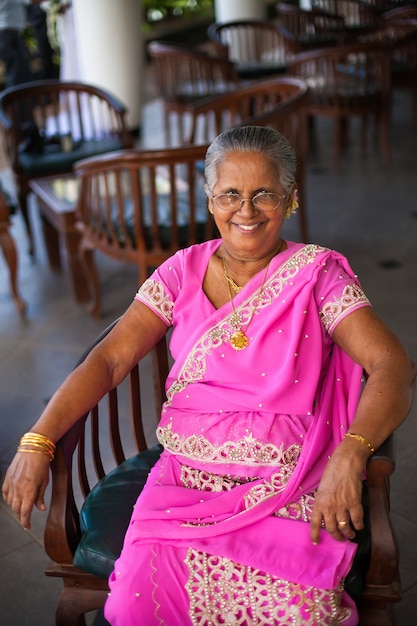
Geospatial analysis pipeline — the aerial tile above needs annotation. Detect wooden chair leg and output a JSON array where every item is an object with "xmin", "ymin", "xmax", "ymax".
[
  {"xmin": 17, "ymin": 183, "xmax": 35, "ymax": 257},
  {"xmin": 358, "ymin": 602, "xmax": 397, "ymax": 626},
  {"xmin": 79, "ymin": 239, "xmax": 101, "ymax": 318},
  {"xmin": 55, "ymin": 587, "xmax": 108, "ymax": 626},
  {"xmin": 0, "ymin": 198, "xmax": 27, "ymax": 315}
]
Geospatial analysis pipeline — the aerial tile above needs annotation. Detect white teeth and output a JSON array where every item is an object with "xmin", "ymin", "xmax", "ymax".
[{"xmin": 238, "ymin": 224, "xmax": 259, "ymax": 230}]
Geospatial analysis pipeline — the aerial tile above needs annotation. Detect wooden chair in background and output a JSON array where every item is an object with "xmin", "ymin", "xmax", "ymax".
[
  {"xmin": 74, "ymin": 143, "xmax": 212, "ymax": 317},
  {"xmin": 358, "ymin": 18, "xmax": 417, "ymax": 125},
  {"xmin": 0, "ymin": 189, "xmax": 26, "ymax": 315},
  {"xmin": 147, "ymin": 41, "xmax": 239, "ymax": 145},
  {"xmin": 310, "ymin": 0, "xmax": 379, "ymax": 27},
  {"xmin": 0, "ymin": 80, "xmax": 133, "ymax": 255},
  {"xmin": 42, "ymin": 318, "xmax": 402, "ymax": 626},
  {"xmin": 380, "ymin": 4, "xmax": 417, "ymax": 21},
  {"xmin": 207, "ymin": 19, "xmax": 293, "ymax": 79},
  {"xmin": 276, "ymin": 2, "xmax": 346, "ymax": 52},
  {"xmin": 287, "ymin": 41, "xmax": 392, "ymax": 169},
  {"xmin": 185, "ymin": 76, "xmax": 310, "ymax": 242}
]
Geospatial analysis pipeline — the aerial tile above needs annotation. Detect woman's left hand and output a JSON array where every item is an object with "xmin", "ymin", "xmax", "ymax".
[{"xmin": 309, "ymin": 441, "xmax": 368, "ymax": 544}]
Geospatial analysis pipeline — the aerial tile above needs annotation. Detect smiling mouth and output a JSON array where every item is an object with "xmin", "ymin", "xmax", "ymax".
[{"xmin": 234, "ymin": 223, "xmax": 263, "ymax": 232}]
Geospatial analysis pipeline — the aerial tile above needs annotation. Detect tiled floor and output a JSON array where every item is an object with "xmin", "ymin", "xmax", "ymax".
[{"xmin": 0, "ymin": 86, "xmax": 417, "ymax": 625}]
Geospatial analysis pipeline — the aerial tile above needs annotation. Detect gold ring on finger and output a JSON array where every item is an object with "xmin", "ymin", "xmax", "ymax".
[{"xmin": 337, "ymin": 521, "xmax": 348, "ymax": 527}]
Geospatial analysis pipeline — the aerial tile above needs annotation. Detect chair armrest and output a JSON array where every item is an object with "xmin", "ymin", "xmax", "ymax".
[
  {"xmin": 364, "ymin": 433, "xmax": 401, "ymax": 599},
  {"xmin": 44, "ymin": 439, "xmax": 82, "ymax": 564},
  {"xmin": 44, "ymin": 319, "xmax": 120, "ymax": 564}
]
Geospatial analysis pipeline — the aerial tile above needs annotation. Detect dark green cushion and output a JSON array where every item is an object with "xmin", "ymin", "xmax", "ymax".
[
  {"xmin": 73, "ymin": 444, "xmax": 163, "ymax": 579},
  {"xmin": 19, "ymin": 138, "xmax": 125, "ymax": 177}
]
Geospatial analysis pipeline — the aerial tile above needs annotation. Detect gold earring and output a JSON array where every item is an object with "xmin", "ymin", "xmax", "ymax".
[{"xmin": 286, "ymin": 189, "xmax": 299, "ymax": 219}]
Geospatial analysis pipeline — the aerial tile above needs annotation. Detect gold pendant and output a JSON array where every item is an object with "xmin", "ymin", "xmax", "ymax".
[{"xmin": 230, "ymin": 330, "xmax": 249, "ymax": 351}]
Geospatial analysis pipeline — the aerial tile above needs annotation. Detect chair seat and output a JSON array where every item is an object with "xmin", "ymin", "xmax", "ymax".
[
  {"xmin": 19, "ymin": 138, "xmax": 126, "ymax": 177},
  {"xmin": 73, "ymin": 445, "xmax": 163, "ymax": 579},
  {"xmin": 235, "ymin": 61, "xmax": 288, "ymax": 80}
]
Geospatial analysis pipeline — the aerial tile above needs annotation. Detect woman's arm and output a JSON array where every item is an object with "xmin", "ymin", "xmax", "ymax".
[
  {"xmin": 310, "ymin": 306, "xmax": 416, "ymax": 544},
  {"xmin": 2, "ymin": 300, "xmax": 168, "ymax": 530}
]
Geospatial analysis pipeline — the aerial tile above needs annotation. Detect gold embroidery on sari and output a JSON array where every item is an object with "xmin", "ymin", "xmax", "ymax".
[
  {"xmin": 320, "ymin": 284, "xmax": 370, "ymax": 334},
  {"xmin": 181, "ymin": 466, "xmax": 258, "ymax": 492},
  {"xmin": 157, "ymin": 423, "xmax": 302, "ymax": 468},
  {"xmin": 276, "ymin": 491, "xmax": 316, "ymax": 522},
  {"xmin": 185, "ymin": 549, "xmax": 352, "ymax": 625},
  {"xmin": 180, "ymin": 463, "xmax": 316, "ymax": 521},
  {"xmin": 166, "ymin": 245, "xmax": 326, "ymax": 405},
  {"xmin": 136, "ymin": 279, "xmax": 174, "ymax": 324}
]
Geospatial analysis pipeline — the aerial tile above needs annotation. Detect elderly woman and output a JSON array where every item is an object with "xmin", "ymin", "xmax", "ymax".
[{"xmin": 3, "ymin": 126, "xmax": 415, "ymax": 625}]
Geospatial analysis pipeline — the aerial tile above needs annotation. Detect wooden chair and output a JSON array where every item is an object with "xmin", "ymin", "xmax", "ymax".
[
  {"xmin": 358, "ymin": 19, "xmax": 417, "ymax": 125},
  {"xmin": 287, "ymin": 41, "xmax": 392, "ymax": 169},
  {"xmin": 311, "ymin": 0, "xmax": 379, "ymax": 31},
  {"xmin": 0, "ymin": 80, "xmax": 133, "ymax": 256},
  {"xmin": 207, "ymin": 19, "xmax": 293, "ymax": 79},
  {"xmin": 185, "ymin": 76, "xmax": 310, "ymax": 242},
  {"xmin": 74, "ymin": 143, "xmax": 212, "ymax": 317},
  {"xmin": 44, "ymin": 318, "xmax": 168, "ymax": 626},
  {"xmin": 381, "ymin": 5, "xmax": 417, "ymax": 21},
  {"xmin": 147, "ymin": 41, "xmax": 239, "ymax": 145},
  {"xmin": 276, "ymin": 2, "xmax": 346, "ymax": 53},
  {"xmin": 0, "ymin": 189, "xmax": 26, "ymax": 315},
  {"xmin": 42, "ymin": 318, "xmax": 402, "ymax": 625}
]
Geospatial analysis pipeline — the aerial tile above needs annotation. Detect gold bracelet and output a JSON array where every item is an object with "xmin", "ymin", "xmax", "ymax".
[
  {"xmin": 17, "ymin": 447, "xmax": 54, "ymax": 460},
  {"xmin": 18, "ymin": 432, "xmax": 56, "ymax": 461},
  {"xmin": 345, "ymin": 432, "xmax": 375, "ymax": 454}
]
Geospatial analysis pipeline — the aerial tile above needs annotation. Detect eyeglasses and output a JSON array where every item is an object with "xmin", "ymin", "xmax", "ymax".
[{"xmin": 211, "ymin": 191, "xmax": 285, "ymax": 213}]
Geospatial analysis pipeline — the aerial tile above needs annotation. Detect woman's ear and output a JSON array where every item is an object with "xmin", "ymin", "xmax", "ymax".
[
  {"xmin": 205, "ymin": 185, "xmax": 214, "ymax": 214},
  {"xmin": 285, "ymin": 183, "xmax": 299, "ymax": 220}
]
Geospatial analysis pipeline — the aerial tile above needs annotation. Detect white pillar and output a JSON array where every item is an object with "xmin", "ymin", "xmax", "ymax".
[
  {"xmin": 72, "ymin": 0, "xmax": 143, "ymax": 130},
  {"xmin": 214, "ymin": 0, "xmax": 268, "ymax": 22}
]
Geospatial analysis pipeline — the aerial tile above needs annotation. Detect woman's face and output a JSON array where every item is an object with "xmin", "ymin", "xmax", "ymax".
[{"xmin": 208, "ymin": 151, "xmax": 288, "ymax": 262}]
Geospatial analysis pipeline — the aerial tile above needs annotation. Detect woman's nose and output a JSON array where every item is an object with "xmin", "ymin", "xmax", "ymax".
[{"xmin": 237, "ymin": 197, "xmax": 258, "ymax": 216}]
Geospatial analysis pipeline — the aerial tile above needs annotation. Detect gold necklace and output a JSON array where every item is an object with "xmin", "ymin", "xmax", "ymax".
[
  {"xmin": 223, "ymin": 257, "xmax": 271, "ymax": 351},
  {"xmin": 222, "ymin": 257, "xmax": 242, "ymax": 293}
]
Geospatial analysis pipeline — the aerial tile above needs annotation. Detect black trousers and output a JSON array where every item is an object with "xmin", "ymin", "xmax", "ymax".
[
  {"xmin": 26, "ymin": 5, "xmax": 56, "ymax": 80},
  {"xmin": 0, "ymin": 29, "xmax": 33, "ymax": 89}
]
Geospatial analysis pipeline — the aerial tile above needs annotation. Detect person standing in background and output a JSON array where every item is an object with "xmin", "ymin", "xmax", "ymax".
[
  {"xmin": 25, "ymin": 1, "xmax": 56, "ymax": 80},
  {"xmin": 0, "ymin": 0, "xmax": 33, "ymax": 88}
]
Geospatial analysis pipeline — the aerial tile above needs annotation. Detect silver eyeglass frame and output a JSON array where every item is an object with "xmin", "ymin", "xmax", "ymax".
[{"xmin": 209, "ymin": 190, "xmax": 286, "ymax": 213}]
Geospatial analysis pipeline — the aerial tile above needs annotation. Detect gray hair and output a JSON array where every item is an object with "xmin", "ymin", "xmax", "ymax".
[{"xmin": 204, "ymin": 126, "xmax": 297, "ymax": 194}]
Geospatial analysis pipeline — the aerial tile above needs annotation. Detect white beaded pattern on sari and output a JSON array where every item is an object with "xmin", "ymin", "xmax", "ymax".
[
  {"xmin": 136, "ymin": 279, "xmax": 174, "ymax": 324},
  {"xmin": 180, "ymin": 464, "xmax": 316, "ymax": 522},
  {"xmin": 157, "ymin": 422, "xmax": 301, "ymax": 468},
  {"xmin": 320, "ymin": 284, "xmax": 370, "ymax": 335},
  {"xmin": 185, "ymin": 549, "xmax": 352, "ymax": 625}
]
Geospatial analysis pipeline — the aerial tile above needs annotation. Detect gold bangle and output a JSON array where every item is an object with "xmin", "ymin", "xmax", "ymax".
[
  {"xmin": 17, "ymin": 447, "xmax": 54, "ymax": 460},
  {"xmin": 18, "ymin": 432, "xmax": 56, "ymax": 461},
  {"xmin": 345, "ymin": 432, "xmax": 375, "ymax": 454},
  {"xmin": 20, "ymin": 432, "xmax": 56, "ymax": 449}
]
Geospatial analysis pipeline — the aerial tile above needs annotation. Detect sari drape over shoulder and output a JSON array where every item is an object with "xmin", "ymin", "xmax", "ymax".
[{"xmin": 105, "ymin": 241, "xmax": 371, "ymax": 626}]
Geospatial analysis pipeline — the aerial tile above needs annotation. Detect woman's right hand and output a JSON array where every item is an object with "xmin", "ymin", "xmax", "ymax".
[{"xmin": 2, "ymin": 452, "xmax": 50, "ymax": 531}]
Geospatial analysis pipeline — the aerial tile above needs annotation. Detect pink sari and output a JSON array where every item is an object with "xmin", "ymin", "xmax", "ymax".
[{"xmin": 105, "ymin": 241, "xmax": 371, "ymax": 626}]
